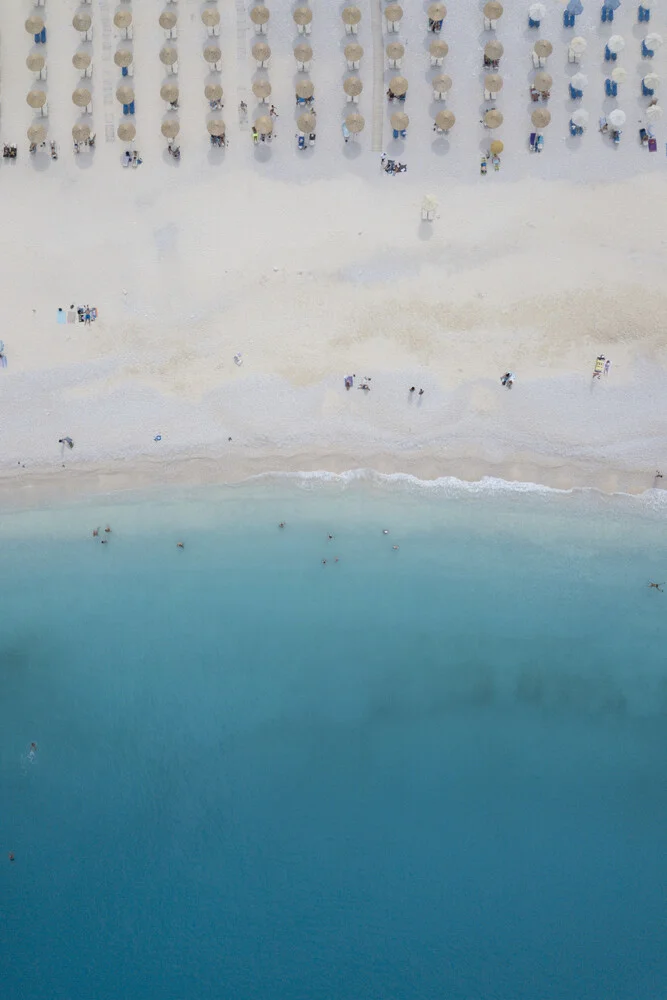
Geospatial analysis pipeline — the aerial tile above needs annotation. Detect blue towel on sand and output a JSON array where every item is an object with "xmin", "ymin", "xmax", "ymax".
[{"xmin": 57, "ymin": 310, "xmax": 66, "ymax": 324}]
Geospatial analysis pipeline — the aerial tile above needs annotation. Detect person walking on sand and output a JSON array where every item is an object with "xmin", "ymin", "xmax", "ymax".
[
  {"xmin": 604, "ymin": 359, "xmax": 612, "ymax": 376},
  {"xmin": 59, "ymin": 437, "xmax": 74, "ymax": 449}
]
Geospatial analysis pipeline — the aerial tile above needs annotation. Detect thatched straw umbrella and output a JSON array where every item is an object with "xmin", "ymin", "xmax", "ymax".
[
  {"xmin": 294, "ymin": 43, "xmax": 313, "ymax": 64},
  {"xmin": 161, "ymin": 120, "xmax": 180, "ymax": 139},
  {"xmin": 73, "ymin": 12, "xmax": 92, "ymax": 33},
  {"xmin": 344, "ymin": 77, "xmax": 363, "ymax": 98},
  {"xmin": 296, "ymin": 80, "xmax": 314, "ymax": 100},
  {"xmin": 159, "ymin": 11, "xmax": 177, "ymax": 30},
  {"xmin": 25, "ymin": 15, "xmax": 45, "ymax": 36},
  {"xmin": 432, "ymin": 74, "xmax": 452, "ymax": 95},
  {"xmin": 201, "ymin": 8, "xmax": 220, "ymax": 27},
  {"xmin": 485, "ymin": 41, "xmax": 503, "ymax": 61},
  {"xmin": 428, "ymin": 3, "xmax": 447, "ymax": 20},
  {"xmin": 297, "ymin": 112, "xmax": 316, "ymax": 133},
  {"xmin": 342, "ymin": 6, "xmax": 362, "ymax": 26},
  {"xmin": 345, "ymin": 43, "xmax": 363, "ymax": 63},
  {"xmin": 251, "ymin": 42, "xmax": 271, "ymax": 65},
  {"xmin": 113, "ymin": 10, "xmax": 132, "ymax": 30},
  {"xmin": 345, "ymin": 113, "xmax": 365, "ymax": 133},
  {"xmin": 255, "ymin": 114, "xmax": 273, "ymax": 135},
  {"xmin": 250, "ymin": 6, "xmax": 270, "ymax": 26},
  {"xmin": 114, "ymin": 49, "xmax": 133, "ymax": 68},
  {"xmin": 435, "ymin": 109, "xmax": 455, "ymax": 130},
  {"xmin": 533, "ymin": 71, "xmax": 552, "ymax": 93},
  {"xmin": 531, "ymin": 108, "xmax": 551, "ymax": 128},
  {"xmin": 117, "ymin": 122, "xmax": 136, "ymax": 142},
  {"xmin": 430, "ymin": 40, "xmax": 449, "ymax": 60},
  {"xmin": 390, "ymin": 111, "xmax": 409, "ymax": 131},
  {"xmin": 160, "ymin": 46, "xmax": 178, "ymax": 67},
  {"xmin": 116, "ymin": 85, "xmax": 134, "ymax": 105},
  {"xmin": 72, "ymin": 88, "xmax": 92, "ymax": 108},
  {"xmin": 28, "ymin": 124, "xmax": 47, "ymax": 143},
  {"xmin": 204, "ymin": 45, "xmax": 222, "ymax": 65},
  {"xmin": 72, "ymin": 124, "xmax": 91, "ymax": 143},
  {"xmin": 160, "ymin": 83, "xmax": 179, "ymax": 104},
  {"xmin": 27, "ymin": 89, "xmax": 47, "ymax": 109},
  {"xmin": 385, "ymin": 5, "xmax": 403, "ymax": 23},
  {"xmin": 207, "ymin": 119, "xmax": 226, "ymax": 137},
  {"xmin": 490, "ymin": 139, "xmax": 504, "ymax": 155},
  {"xmin": 252, "ymin": 79, "xmax": 272, "ymax": 101},
  {"xmin": 386, "ymin": 42, "xmax": 405, "ymax": 62},
  {"xmin": 534, "ymin": 40, "xmax": 553, "ymax": 59},
  {"xmin": 484, "ymin": 74, "xmax": 503, "ymax": 94},
  {"xmin": 388, "ymin": 75, "xmax": 408, "ymax": 96},
  {"xmin": 293, "ymin": 7, "xmax": 313, "ymax": 26},
  {"xmin": 483, "ymin": 109, "xmax": 503, "ymax": 128},
  {"xmin": 26, "ymin": 53, "xmax": 45, "ymax": 73},
  {"xmin": 205, "ymin": 83, "xmax": 223, "ymax": 102},
  {"xmin": 483, "ymin": 1, "xmax": 503, "ymax": 20},
  {"xmin": 72, "ymin": 51, "xmax": 91, "ymax": 72}
]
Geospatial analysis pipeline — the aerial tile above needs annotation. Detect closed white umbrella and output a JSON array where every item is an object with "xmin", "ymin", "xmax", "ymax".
[
  {"xmin": 569, "ymin": 36, "xmax": 587, "ymax": 55},
  {"xmin": 570, "ymin": 72, "xmax": 588, "ymax": 89},
  {"xmin": 644, "ymin": 72, "xmax": 660, "ymax": 89},
  {"xmin": 606, "ymin": 35, "xmax": 625, "ymax": 54},
  {"xmin": 611, "ymin": 67, "xmax": 627, "ymax": 84},
  {"xmin": 529, "ymin": 3, "xmax": 546, "ymax": 18},
  {"xmin": 608, "ymin": 108, "xmax": 626, "ymax": 128}
]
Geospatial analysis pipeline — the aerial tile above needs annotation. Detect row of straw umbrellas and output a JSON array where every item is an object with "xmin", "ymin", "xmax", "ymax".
[{"xmin": 25, "ymin": 14, "xmax": 48, "ymax": 141}]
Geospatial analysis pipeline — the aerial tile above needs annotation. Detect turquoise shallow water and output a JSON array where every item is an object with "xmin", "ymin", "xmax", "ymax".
[{"xmin": 1, "ymin": 475, "xmax": 667, "ymax": 1000}]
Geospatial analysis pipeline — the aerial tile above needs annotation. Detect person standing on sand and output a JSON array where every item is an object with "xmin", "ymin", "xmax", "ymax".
[{"xmin": 604, "ymin": 359, "xmax": 611, "ymax": 376}]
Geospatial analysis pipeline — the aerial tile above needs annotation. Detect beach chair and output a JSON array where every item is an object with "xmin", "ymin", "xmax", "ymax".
[
  {"xmin": 604, "ymin": 45, "xmax": 617, "ymax": 61},
  {"xmin": 529, "ymin": 132, "xmax": 537, "ymax": 151},
  {"xmin": 392, "ymin": 128, "xmax": 407, "ymax": 139},
  {"xmin": 642, "ymin": 79, "xmax": 655, "ymax": 96},
  {"xmin": 641, "ymin": 40, "xmax": 654, "ymax": 57},
  {"xmin": 297, "ymin": 134, "xmax": 306, "ymax": 150},
  {"xmin": 308, "ymin": 133, "xmax": 316, "ymax": 146},
  {"xmin": 639, "ymin": 126, "xmax": 649, "ymax": 143},
  {"xmin": 612, "ymin": 129, "xmax": 622, "ymax": 143},
  {"xmin": 563, "ymin": 10, "xmax": 575, "ymax": 26},
  {"xmin": 569, "ymin": 84, "xmax": 583, "ymax": 99},
  {"xmin": 528, "ymin": 16, "xmax": 540, "ymax": 27},
  {"xmin": 605, "ymin": 79, "xmax": 618, "ymax": 97},
  {"xmin": 638, "ymin": 5, "xmax": 651, "ymax": 21},
  {"xmin": 536, "ymin": 134, "xmax": 544, "ymax": 152},
  {"xmin": 599, "ymin": 115, "xmax": 608, "ymax": 132},
  {"xmin": 129, "ymin": 101, "xmax": 135, "ymax": 115},
  {"xmin": 648, "ymin": 136, "xmax": 657, "ymax": 151},
  {"xmin": 123, "ymin": 103, "xmax": 130, "ymax": 116}
]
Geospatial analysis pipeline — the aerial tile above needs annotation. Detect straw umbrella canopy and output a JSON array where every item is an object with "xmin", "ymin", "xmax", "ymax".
[
  {"xmin": 611, "ymin": 67, "xmax": 627, "ymax": 84},
  {"xmin": 531, "ymin": 108, "xmax": 551, "ymax": 127},
  {"xmin": 296, "ymin": 80, "xmax": 314, "ymax": 100},
  {"xmin": 25, "ymin": 15, "xmax": 45, "ymax": 35},
  {"xmin": 72, "ymin": 123, "xmax": 91, "ymax": 143},
  {"xmin": 159, "ymin": 10, "xmax": 178, "ymax": 30},
  {"xmin": 345, "ymin": 113, "xmax": 365, "ymax": 133},
  {"xmin": 533, "ymin": 71, "xmax": 552, "ymax": 93},
  {"xmin": 27, "ymin": 89, "xmax": 47, "ymax": 109},
  {"xmin": 73, "ymin": 12, "xmax": 92, "ymax": 32},
  {"xmin": 205, "ymin": 83, "xmax": 223, "ymax": 101},
  {"xmin": 72, "ymin": 51, "xmax": 91, "ymax": 71},
  {"xmin": 534, "ymin": 40, "xmax": 553, "ymax": 59},
  {"xmin": 116, "ymin": 85, "xmax": 134, "ymax": 105},
  {"xmin": 160, "ymin": 83, "xmax": 179, "ymax": 103},
  {"xmin": 483, "ymin": 109, "xmax": 503, "ymax": 128},
  {"xmin": 484, "ymin": 40, "xmax": 503, "ymax": 61},
  {"xmin": 251, "ymin": 42, "xmax": 271, "ymax": 63},
  {"xmin": 204, "ymin": 45, "xmax": 222, "ymax": 64},
  {"xmin": 114, "ymin": 48, "xmax": 133, "ymax": 68},
  {"xmin": 255, "ymin": 114, "xmax": 273, "ymax": 135},
  {"xmin": 606, "ymin": 35, "xmax": 625, "ymax": 55},
  {"xmin": 342, "ymin": 6, "xmax": 362, "ymax": 26},
  {"xmin": 389, "ymin": 75, "xmax": 408, "ymax": 96},
  {"xmin": 432, "ymin": 74, "xmax": 452, "ymax": 93},
  {"xmin": 386, "ymin": 42, "xmax": 405, "ymax": 61},
  {"xmin": 161, "ymin": 120, "xmax": 180, "ymax": 139},
  {"xmin": 345, "ymin": 43, "xmax": 363, "ymax": 62},
  {"xmin": 608, "ymin": 108, "xmax": 626, "ymax": 129},
  {"xmin": 28, "ymin": 124, "xmax": 47, "ymax": 143},
  {"xmin": 250, "ymin": 6, "xmax": 270, "ymax": 26},
  {"xmin": 344, "ymin": 77, "xmax": 363, "ymax": 97},
  {"xmin": 435, "ymin": 109, "xmax": 455, "ymax": 130},
  {"xmin": 252, "ymin": 79, "xmax": 272, "ymax": 100},
  {"xmin": 201, "ymin": 8, "xmax": 220, "ymax": 27},
  {"xmin": 26, "ymin": 53, "xmax": 45, "ymax": 72},
  {"xmin": 294, "ymin": 43, "xmax": 313, "ymax": 63},
  {"xmin": 390, "ymin": 111, "xmax": 409, "ymax": 131},
  {"xmin": 160, "ymin": 46, "xmax": 178, "ymax": 66},
  {"xmin": 117, "ymin": 122, "xmax": 136, "ymax": 141},
  {"xmin": 385, "ymin": 5, "xmax": 403, "ymax": 22},
  {"xmin": 490, "ymin": 139, "xmax": 503, "ymax": 154},
  {"xmin": 297, "ymin": 111, "xmax": 316, "ymax": 132},
  {"xmin": 207, "ymin": 119, "xmax": 226, "ymax": 136},
  {"xmin": 428, "ymin": 3, "xmax": 447, "ymax": 19},
  {"xmin": 430, "ymin": 40, "xmax": 449, "ymax": 59},
  {"xmin": 293, "ymin": 6, "xmax": 313, "ymax": 26},
  {"xmin": 484, "ymin": 74, "xmax": 503, "ymax": 94},
  {"xmin": 484, "ymin": 1, "xmax": 503, "ymax": 19},
  {"xmin": 569, "ymin": 36, "xmax": 587, "ymax": 55},
  {"xmin": 571, "ymin": 108, "xmax": 589, "ymax": 127},
  {"xmin": 72, "ymin": 87, "xmax": 92, "ymax": 107},
  {"xmin": 113, "ymin": 10, "xmax": 132, "ymax": 30}
]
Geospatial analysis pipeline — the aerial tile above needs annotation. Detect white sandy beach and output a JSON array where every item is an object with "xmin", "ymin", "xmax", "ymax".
[{"xmin": 1, "ymin": 0, "xmax": 667, "ymax": 501}]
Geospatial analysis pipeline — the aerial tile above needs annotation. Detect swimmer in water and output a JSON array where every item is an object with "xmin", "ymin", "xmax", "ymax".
[
  {"xmin": 30, "ymin": 742, "xmax": 37, "ymax": 752},
  {"xmin": 104, "ymin": 526, "xmax": 112, "ymax": 534},
  {"xmin": 328, "ymin": 534, "xmax": 334, "ymax": 540},
  {"xmin": 100, "ymin": 539, "xmax": 108, "ymax": 545},
  {"xmin": 92, "ymin": 527, "xmax": 99, "ymax": 537},
  {"xmin": 648, "ymin": 581, "xmax": 664, "ymax": 592},
  {"xmin": 322, "ymin": 559, "xmax": 327, "ymax": 565},
  {"xmin": 278, "ymin": 522, "xmax": 285, "ymax": 528},
  {"xmin": 382, "ymin": 529, "xmax": 389, "ymax": 535},
  {"xmin": 8, "ymin": 853, "xmax": 15, "ymax": 862},
  {"xmin": 392, "ymin": 545, "xmax": 399, "ymax": 550},
  {"xmin": 177, "ymin": 542, "xmax": 184, "ymax": 549}
]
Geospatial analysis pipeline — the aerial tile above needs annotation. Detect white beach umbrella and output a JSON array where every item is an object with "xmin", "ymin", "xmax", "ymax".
[
  {"xmin": 570, "ymin": 72, "xmax": 588, "ymax": 89},
  {"xmin": 160, "ymin": 83, "xmax": 179, "ymax": 104},
  {"xmin": 389, "ymin": 75, "xmax": 409, "ymax": 96},
  {"xmin": 386, "ymin": 42, "xmax": 405, "ymax": 62},
  {"xmin": 422, "ymin": 195, "xmax": 439, "ymax": 214},
  {"xmin": 160, "ymin": 46, "xmax": 178, "ymax": 66},
  {"xmin": 645, "ymin": 33, "xmax": 663, "ymax": 49},
  {"xmin": 251, "ymin": 42, "xmax": 271, "ymax": 64},
  {"xmin": 204, "ymin": 45, "xmax": 222, "ymax": 65},
  {"xmin": 344, "ymin": 43, "xmax": 364, "ymax": 63},
  {"xmin": 385, "ymin": 4, "xmax": 403, "ymax": 22},
  {"xmin": 569, "ymin": 36, "xmax": 587, "ymax": 55},
  {"xmin": 341, "ymin": 6, "xmax": 362, "ymax": 26},
  {"xmin": 428, "ymin": 3, "xmax": 447, "ymax": 19},
  {"xmin": 646, "ymin": 103, "xmax": 663, "ymax": 122},
  {"xmin": 294, "ymin": 43, "xmax": 313, "ymax": 64},
  {"xmin": 606, "ymin": 35, "xmax": 625, "ymax": 54},
  {"xmin": 484, "ymin": 40, "xmax": 503, "ymax": 61},
  {"xmin": 529, "ymin": 3, "xmax": 546, "ymax": 18},
  {"xmin": 116, "ymin": 85, "xmax": 135, "ymax": 105},
  {"xmin": 431, "ymin": 40, "xmax": 449, "ymax": 59},
  {"xmin": 608, "ymin": 108, "xmax": 626, "ymax": 128},
  {"xmin": 483, "ymin": 109, "xmax": 503, "ymax": 128},
  {"xmin": 296, "ymin": 80, "xmax": 314, "ymax": 100},
  {"xmin": 644, "ymin": 72, "xmax": 661, "ymax": 89},
  {"xmin": 570, "ymin": 108, "xmax": 589, "ymax": 127},
  {"xmin": 611, "ymin": 67, "xmax": 627, "ymax": 84}
]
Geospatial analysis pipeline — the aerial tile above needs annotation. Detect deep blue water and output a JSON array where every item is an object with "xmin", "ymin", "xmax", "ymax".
[{"xmin": 1, "ymin": 477, "xmax": 667, "ymax": 1000}]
